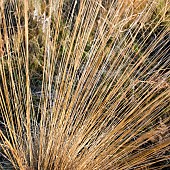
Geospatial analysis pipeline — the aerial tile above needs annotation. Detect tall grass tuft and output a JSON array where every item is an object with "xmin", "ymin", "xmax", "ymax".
[{"xmin": 0, "ymin": 0, "xmax": 170, "ymax": 169}]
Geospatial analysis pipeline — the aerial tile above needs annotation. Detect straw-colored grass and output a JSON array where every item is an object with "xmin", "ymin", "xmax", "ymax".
[{"xmin": 0, "ymin": 0, "xmax": 170, "ymax": 169}]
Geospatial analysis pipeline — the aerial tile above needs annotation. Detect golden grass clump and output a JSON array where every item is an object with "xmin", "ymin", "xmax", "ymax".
[{"xmin": 0, "ymin": 0, "xmax": 170, "ymax": 169}]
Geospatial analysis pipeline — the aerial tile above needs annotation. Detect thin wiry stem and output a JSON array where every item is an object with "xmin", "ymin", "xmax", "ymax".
[{"xmin": 0, "ymin": 0, "xmax": 170, "ymax": 169}]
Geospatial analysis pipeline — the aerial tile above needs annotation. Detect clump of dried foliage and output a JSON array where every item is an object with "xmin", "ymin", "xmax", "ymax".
[{"xmin": 0, "ymin": 0, "xmax": 170, "ymax": 169}]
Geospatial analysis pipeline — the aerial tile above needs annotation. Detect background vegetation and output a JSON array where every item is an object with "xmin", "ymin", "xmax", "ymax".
[{"xmin": 0, "ymin": 0, "xmax": 170, "ymax": 169}]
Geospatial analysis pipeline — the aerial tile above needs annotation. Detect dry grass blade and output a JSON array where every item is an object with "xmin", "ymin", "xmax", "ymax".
[{"xmin": 0, "ymin": 0, "xmax": 170, "ymax": 169}]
